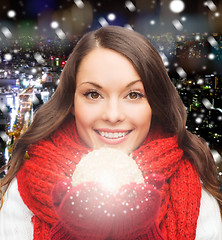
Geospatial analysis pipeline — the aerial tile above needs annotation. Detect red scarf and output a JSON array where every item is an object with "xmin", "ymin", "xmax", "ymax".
[{"xmin": 17, "ymin": 115, "xmax": 201, "ymax": 240}]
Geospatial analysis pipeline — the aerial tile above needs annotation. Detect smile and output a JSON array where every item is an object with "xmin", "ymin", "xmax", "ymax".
[
  {"xmin": 97, "ymin": 131, "xmax": 131, "ymax": 139},
  {"xmin": 95, "ymin": 129, "xmax": 132, "ymax": 145}
]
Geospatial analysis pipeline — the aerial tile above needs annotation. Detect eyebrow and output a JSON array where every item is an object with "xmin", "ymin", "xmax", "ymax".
[
  {"xmin": 79, "ymin": 82, "xmax": 102, "ymax": 88},
  {"xmin": 79, "ymin": 79, "xmax": 142, "ymax": 88}
]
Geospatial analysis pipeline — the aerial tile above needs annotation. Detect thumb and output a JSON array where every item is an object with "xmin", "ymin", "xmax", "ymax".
[
  {"xmin": 52, "ymin": 179, "xmax": 72, "ymax": 207},
  {"xmin": 144, "ymin": 174, "xmax": 165, "ymax": 190}
]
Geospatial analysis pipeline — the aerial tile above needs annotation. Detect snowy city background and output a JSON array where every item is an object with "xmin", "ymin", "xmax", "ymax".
[{"xmin": 0, "ymin": 0, "xmax": 222, "ymax": 177}]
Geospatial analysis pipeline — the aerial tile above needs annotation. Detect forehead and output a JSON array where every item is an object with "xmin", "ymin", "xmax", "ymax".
[
  {"xmin": 78, "ymin": 47, "xmax": 133, "ymax": 69},
  {"xmin": 76, "ymin": 47, "xmax": 142, "ymax": 88}
]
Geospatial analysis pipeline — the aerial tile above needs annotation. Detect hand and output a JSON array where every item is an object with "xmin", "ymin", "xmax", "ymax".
[
  {"xmin": 110, "ymin": 174, "xmax": 164, "ymax": 239},
  {"xmin": 51, "ymin": 174, "xmax": 164, "ymax": 240}
]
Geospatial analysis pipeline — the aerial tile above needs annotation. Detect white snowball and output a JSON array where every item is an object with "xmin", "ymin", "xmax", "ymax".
[{"xmin": 72, "ymin": 148, "xmax": 144, "ymax": 194}]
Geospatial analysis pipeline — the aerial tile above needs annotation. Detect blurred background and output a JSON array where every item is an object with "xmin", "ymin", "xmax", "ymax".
[{"xmin": 0, "ymin": 0, "xmax": 221, "ymax": 178}]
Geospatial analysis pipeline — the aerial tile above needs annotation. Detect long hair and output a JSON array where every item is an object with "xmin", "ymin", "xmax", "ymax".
[{"xmin": 1, "ymin": 26, "xmax": 221, "ymax": 212}]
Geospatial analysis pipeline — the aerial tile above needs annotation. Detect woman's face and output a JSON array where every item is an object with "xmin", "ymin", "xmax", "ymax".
[{"xmin": 72, "ymin": 47, "xmax": 152, "ymax": 154}]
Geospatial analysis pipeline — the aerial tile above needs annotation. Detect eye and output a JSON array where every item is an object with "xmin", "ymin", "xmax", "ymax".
[
  {"xmin": 84, "ymin": 91, "xmax": 101, "ymax": 99},
  {"xmin": 127, "ymin": 91, "xmax": 144, "ymax": 100}
]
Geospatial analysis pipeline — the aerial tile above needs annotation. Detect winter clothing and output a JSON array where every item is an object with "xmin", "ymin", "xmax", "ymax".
[
  {"xmin": 15, "ymin": 115, "xmax": 202, "ymax": 239},
  {"xmin": 132, "ymin": 131, "xmax": 202, "ymax": 239},
  {"xmin": 50, "ymin": 174, "xmax": 165, "ymax": 240},
  {"xmin": 1, "ymin": 177, "xmax": 222, "ymax": 240},
  {"xmin": 0, "ymin": 177, "xmax": 34, "ymax": 239}
]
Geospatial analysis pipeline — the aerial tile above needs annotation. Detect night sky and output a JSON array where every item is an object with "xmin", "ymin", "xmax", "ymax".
[
  {"xmin": 0, "ymin": 0, "xmax": 222, "ymax": 38},
  {"xmin": 0, "ymin": 0, "xmax": 222, "ymax": 155}
]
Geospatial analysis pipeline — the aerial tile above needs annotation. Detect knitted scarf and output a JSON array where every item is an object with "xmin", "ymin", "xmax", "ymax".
[{"xmin": 17, "ymin": 115, "xmax": 201, "ymax": 240}]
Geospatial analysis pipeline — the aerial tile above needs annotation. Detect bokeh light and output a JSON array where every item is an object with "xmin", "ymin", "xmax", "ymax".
[{"xmin": 169, "ymin": 0, "xmax": 185, "ymax": 13}]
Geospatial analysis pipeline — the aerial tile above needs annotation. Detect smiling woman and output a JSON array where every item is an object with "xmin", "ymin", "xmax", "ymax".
[
  {"xmin": 73, "ymin": 47, "xmax": 152, "ymax": 153},
  {"xmin": 0, "ymin": 26, "xmax": 222, "ymax": 240}
]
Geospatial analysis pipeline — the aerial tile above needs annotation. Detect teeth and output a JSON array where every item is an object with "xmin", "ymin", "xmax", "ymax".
[{"xmin": 98, "ymin": 131, "xmax": 129, "ymax": 139}]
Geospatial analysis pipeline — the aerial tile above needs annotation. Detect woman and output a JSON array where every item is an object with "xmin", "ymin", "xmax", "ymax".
[{"xmin": 0, "ymin": 26, "xmax": 221, "ymax": 240}]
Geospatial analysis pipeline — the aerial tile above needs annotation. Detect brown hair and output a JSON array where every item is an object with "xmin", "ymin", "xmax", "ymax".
[{"xmin": 1, "ymin": 26, "xmax": 221, "ymax": 211}]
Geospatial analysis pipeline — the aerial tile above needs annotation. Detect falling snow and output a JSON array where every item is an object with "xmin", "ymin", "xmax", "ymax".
[
  {"xmin": 125, "ymin": 1, "xmax": 136, "ymax": 12},
  {"xmin": 176, "ymin": 67, "xmax": 187, "ymax": 78},
  {"xmin": 55, "ymin": 28, "xmax": 66, "ymax": 39},
  {"xmin": 1, "ymin": 27, "xmax": 12, "ymax": 38},
  {"xmin": 0, "ymin": 0, "xmax": 221, "ymax": 174},
  {"xmin": 208, "ymin": 36, "xmax": 219, "ymax": 49},
  {"xmin": 98, "ymin": 17, "xmax": 109, "ymax": 27},
  {"xmin": 4, "ymin": 53, "xmax": 13, "ymax": 61},
  {"xmin": 34, "ymin": 53, "xmax": 45, "ymax": 64},
  {"xmin": 7, "ymin": 10, "xmax": 16, "ymax": 18},
  {"xmin": 51, "ymin": 21, "xmax": 59, "ymax": 29},
  {"xmin": 169, "ymin": 0, "xmax": 185, "ymax": 13},
  {"xmin": 204, "ymin": 1, "xmax": 217, "ymax": 12},
  {"xmin": 172, "ymin": 19, "xmax": 183, "ymax": 31},
  {"xmin": 74, "ymin": 0, "xmax": 85, "ymax": 9}
]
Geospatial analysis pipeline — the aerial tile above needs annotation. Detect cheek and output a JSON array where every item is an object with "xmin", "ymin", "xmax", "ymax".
[
  {"xmin": 74, "ymin": 98, "xmax": 101, "ymax": 129},
  {"xmin": 134, "ymin": 105, "xmax": 152, "ymax": 146},
  {"xmin": 127, "ymin": 104, "xmax": 152, "ymax": 128},
  {"xmin": 73, "ymin": 101, "xmax": 96, "ymax": 147},
  {"xmin": 73, "ymin": 99, "xmax": 105, "ymax": 148},
  {"xmin": 74, "ymin": 105, "xmax": 93, "ymax": 128}
]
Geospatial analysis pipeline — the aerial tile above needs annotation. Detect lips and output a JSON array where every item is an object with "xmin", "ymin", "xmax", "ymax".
[
  {"xmin": 97, "ymin": 130, "xmax": 130, "ymax": 139},
  {"xmin": 95, "ymin": 129, "xmax": 132, "ymax": 144}
]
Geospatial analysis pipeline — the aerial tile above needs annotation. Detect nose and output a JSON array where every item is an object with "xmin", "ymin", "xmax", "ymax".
[{"xmin": 102, "ymin": 98, "xmax": 125, "ymax": 124}]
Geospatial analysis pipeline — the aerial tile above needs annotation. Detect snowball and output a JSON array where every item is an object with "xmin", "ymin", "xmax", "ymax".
[{"xmin": 72, "ymin": 148, "xmax": 144, "ymax": 194}]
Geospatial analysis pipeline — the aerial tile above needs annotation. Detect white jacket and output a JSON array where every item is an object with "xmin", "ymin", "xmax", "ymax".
[{"xmin": 0, "ymin": 177, "xmax": 222, "ymax": 239}]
